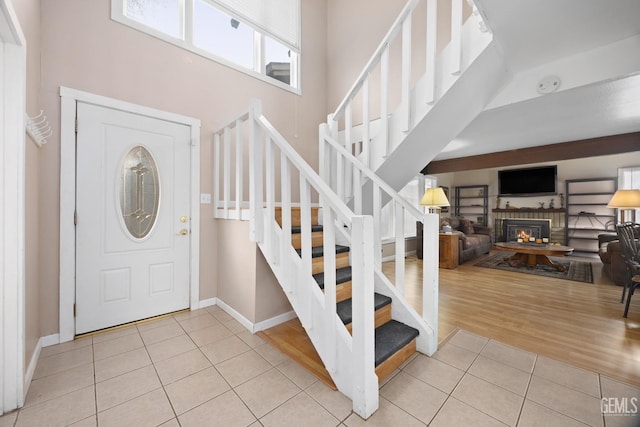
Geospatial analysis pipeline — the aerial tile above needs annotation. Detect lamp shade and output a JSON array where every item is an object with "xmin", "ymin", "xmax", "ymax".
[
  {"xmin": 607, "ymin": 189, "xmax": 640, "ymax": 208},
  {"xmin": 420, "ymin": 187, "xmax": 450, "ymax": 207}
]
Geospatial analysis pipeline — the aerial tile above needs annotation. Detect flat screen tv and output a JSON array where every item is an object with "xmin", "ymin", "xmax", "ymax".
[{"xmin": 498, "ymin": 165, "xmax": 557, "ymax": 197}]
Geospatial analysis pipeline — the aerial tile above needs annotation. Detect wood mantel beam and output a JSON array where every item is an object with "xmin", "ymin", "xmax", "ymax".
[{"xmin": 423, "ymin": 132, "xmax": 640, "ymax": 174}]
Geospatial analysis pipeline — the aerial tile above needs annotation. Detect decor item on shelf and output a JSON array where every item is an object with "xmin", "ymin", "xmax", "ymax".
[
  {"xmin": 538, "ymin": 202, "xmax": 545, "ymax": 209},
  {"xmin": 505, "ymin": 201, "xmax": 510, "ymax": 209},
  {"xmin": 549, "ymin": 198, "xmax": 555, "ymax": 209},
  {"xmin": 607, "ymin": 189, "xmax": 640, "ymax": 223},
  {"xmin": 420, "ymin": 187, "xmax": 450, "ymax": 214},
  {"xmin": 495, "ymin": 196, "xmax": 501, "ymax": 209},
  {"xmin": 560, "ymin": 193, "xmax": 564, "ymax": 208}
]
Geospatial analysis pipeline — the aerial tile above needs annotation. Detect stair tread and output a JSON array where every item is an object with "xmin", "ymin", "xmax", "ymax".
[
  {"xmin": 313, "ymin": 267, "xmax": 352, "ymax": 288},
  {"xmin": 296, "ymin": 245, "xmax": 350, "ymax": 258},
  {"xmin": 337, "ymin": 293, "xmax": 391, "ymax": 325},
  {"xmin": 374, "ymin": 320, "xmax": 419, "ymax": 367},
  {"xmin": 291, "ymin": 225, "xmax": 323, "ymax": 234}
]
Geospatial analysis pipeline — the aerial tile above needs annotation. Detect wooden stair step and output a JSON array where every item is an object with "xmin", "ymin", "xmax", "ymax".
[
  {"xmin": 275, "ymin": 207, "xmax": 319, "ymax": 228},
  {"xmin": 291, "ymin": 230, "xmax": 323, "ymax": 250},
  {"xmin": 257, "ymin": 318, "xmax": 336, "ymax": 390},
  {"xmin": 374, "ymin": 320, "xmax": 419, "ymax": 381},
  {"xmin": 337, "ymin": 293, "xmax": 391, "ymax": 325},
  {"xmin": 296, "ymin": 245, "xmax": 350, "ymax": 258},
  {"xmin": 291, "ymin": 225, "xmax": 323, "ymax": 233},
  {"xmin": 313, "ymin": 266, "xmax": 352, "ymax": 288},
  {"xmin": 314, "ymin": 266, "xmax": 353, "ymax": 303}
]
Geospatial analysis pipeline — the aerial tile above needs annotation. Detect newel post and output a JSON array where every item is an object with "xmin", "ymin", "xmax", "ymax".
[
  {"xmin": 422, "ymin": 212, "xmax": 439, "ymax": 355},
  {"xmin": 249, "ymin": 100, "xmax": 264, "ymax": 243},
  {"xmin": 351, "ymin": 216, "xmax": 378, "ymax": 418}
]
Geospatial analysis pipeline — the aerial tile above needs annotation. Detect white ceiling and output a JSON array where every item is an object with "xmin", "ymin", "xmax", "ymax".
[{"xmin": 434, "ymin": 0, "xmax": 640, "ymax": 161}]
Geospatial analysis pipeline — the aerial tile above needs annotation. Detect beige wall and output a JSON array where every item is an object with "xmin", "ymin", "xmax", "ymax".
[
  {"xmin": 12, "ymin": 0, "xmax": 42, "ymax": 371},
  {"xmin": 215, "ymin": 220, "xmax": 292, "ymax": 323},
  {"xmin": 36, "ymin": 0, "xmax": 327, "ymax": 335}
]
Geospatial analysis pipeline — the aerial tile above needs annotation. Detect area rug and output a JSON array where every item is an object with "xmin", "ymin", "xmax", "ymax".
[{"xmin": 474, "ymin": 251, "xmax": 594, "ymax": 283}]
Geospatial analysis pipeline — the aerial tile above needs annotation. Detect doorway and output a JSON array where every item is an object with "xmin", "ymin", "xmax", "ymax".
[{"xmin": 59, "ymin": 88, "xmax": 201, "ymax": 341}]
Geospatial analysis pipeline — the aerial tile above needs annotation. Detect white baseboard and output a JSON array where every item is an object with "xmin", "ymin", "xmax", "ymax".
[
  {"xmin": 24, "ymin": 337, "xmax": 43, "ymax": 399},
  {"xmin": 198, "ymin": 297, "xmax": 217, "ymax": 309},
  {"xmin": 215, "ymin": 299, "xmax": 297, "ymax": 334},
  {"xmin": 215, "ymin": 298, "xmax": 253, "ymax": 332},
  {"xmin": 253, "ymin": 310, "xmax": 297, "ymax": 333},
  {"xmin": 41, "ymin": 333, "xmax": 60, "ymax": 348}
]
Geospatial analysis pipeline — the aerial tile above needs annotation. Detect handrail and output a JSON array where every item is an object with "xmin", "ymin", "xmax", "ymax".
[
  {"xmin": 255, "ymin": 114, "xmax": 355, "ymax": 225},
  {"xmin": 331, "ymin": 0, "xmax": 419, "ymax": 120},
  {"xmin": 321, "ymin": 127, "xmax": 424, "ymax": 222}
]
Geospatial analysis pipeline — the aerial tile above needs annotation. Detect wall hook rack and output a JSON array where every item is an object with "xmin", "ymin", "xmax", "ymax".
[{"xmin": 25, "ymin": 110, "xmax": 52, "ymax": 147}]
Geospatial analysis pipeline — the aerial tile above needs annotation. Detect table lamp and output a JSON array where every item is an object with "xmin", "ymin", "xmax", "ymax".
[
  {"xmin": 420, "ymin": 187, "xmax": 450, "ymax": 214},
  {"xmin": 607, "ymin": 189, "xmax": 640, "ymax": 223}
]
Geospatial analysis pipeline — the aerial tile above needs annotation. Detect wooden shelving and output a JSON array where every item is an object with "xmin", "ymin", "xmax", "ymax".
[
  {"xmin": 565, "ymin": 177, "xmax": 617, "ymax": 253},
  {"xmin": 454, "ymin": 185, "xmax": 488, "ymax": 225}
]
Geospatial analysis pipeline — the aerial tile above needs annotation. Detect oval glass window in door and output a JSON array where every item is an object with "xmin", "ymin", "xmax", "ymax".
[{"xmin": 119, "ymin": 146, "xmax": 160, "ymax": 239}]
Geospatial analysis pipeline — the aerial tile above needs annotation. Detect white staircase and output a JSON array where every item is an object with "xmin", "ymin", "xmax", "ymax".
[
  {"xmin": 213, "ymin": 101, "xmax": 439, "ymax": 419},
  {"xmin": 212, "ymin": 0, "xmax": 508, "ymax": 419},
  {"xmin": 323, "ymin": 0, "xmax": 505, "ymax": 206}
]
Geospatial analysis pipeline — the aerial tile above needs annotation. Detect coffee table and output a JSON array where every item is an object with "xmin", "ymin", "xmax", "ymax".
[{"xmin": 494, "ymin": 242, "xmax": 574, "ymax": 272}]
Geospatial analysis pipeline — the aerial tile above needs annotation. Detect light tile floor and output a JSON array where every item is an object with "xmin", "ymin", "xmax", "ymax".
[{"xmin": 2, "ymin": 306, "xmax": 639, "ymax": 426}]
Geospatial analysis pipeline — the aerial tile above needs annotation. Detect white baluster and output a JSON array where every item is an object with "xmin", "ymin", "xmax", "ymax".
[
  {"xmin": 380, "ymin": 46, "xmax": 390, "ymax": 155},
  {"xmin": 451, "ymin": 0, "xmax": 463, "ymax": 74},
  {"xmin": 395, "ymin": 201, "xmax": 405, "ymax": 294},
  {"xmin": 401, "ymin": 15, "xmax": 412, "ymax": 132},
  {"xmin": 281, "ymin": 153, "xmax": 292, "ymax": 293},
  {"xmin": 249, "ymin": 101, "xmax": 264, "ymax": 243},
  {"xmin": 213, "ymin": 132, "xmax": 220, "ymax": 216},
  {"xmin": 422, "ymin": 212, "xmax": 439, "ymax": 354},
  {"xmin": 361, "ymin": 76, "xmax": 370, "ymax": 168},
  {"xmin": 235, "ymin": 119, "xmax": 243, "ymax": 213},
  {"xmin": 265, "ymin": 136, "xmax": 276, "ymax": 264},
  {"xmin": 322, "ymin": 206, "xmax": 337, "ymax": 373},
  {"xmin": 425, "ymin": 0, "xmax": 437, "ymax": 103},
  {"xmin": 223, "ymin": 127, "xmax": 231, "ymax": 215}
]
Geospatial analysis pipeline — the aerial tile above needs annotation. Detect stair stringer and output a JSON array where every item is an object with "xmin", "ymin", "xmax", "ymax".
[
  {"xmin": 373, "ymin": 271, "xmax": 437, "ymax": 356},
  {"xmin": 256, "ymin": 214, "xmax": 363, "ymax": 402},
  {"xmin": 361, "ymin": 43, "xmax": 509, "ymax": 212}
]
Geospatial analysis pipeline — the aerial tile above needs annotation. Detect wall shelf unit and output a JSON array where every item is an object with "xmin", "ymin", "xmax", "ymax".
[
  {"xmin": 454, "ymin": 185, "xmax": 488, "ymax": 225},
  {"xmin": 565, "ymin": 177, "xmax": 617, "ymax": 253}
]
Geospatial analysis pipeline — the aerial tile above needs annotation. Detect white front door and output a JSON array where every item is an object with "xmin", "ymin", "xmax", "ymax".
[{"xmin": 75, "ymin": 102, "xmax": 191, "ymax": 334}]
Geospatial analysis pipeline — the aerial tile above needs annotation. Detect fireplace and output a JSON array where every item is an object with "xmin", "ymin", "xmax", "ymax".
[{"xmin": 497, "ymin": 219, "xmax": 551, "ymax": 242}]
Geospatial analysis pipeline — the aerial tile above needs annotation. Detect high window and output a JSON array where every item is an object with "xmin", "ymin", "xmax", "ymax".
[{"xmin": 112, "ymin": 0, "xmax": 300, "ymax": 91}]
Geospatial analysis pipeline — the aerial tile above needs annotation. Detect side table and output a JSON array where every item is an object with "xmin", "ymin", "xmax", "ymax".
[{"xmin": 439, "ymin": 233, "xmax": 459, "ymax": 269}]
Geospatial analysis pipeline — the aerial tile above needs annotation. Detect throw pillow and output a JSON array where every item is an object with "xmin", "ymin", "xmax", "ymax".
[{"xmin": 459, "ymin": 218, "xmax": 474, "ymax": 235}]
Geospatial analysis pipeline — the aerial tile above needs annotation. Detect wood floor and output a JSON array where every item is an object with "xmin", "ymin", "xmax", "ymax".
[{"xmin": 383, "ymin": 251, "xmax": 640, "ymax": 387}]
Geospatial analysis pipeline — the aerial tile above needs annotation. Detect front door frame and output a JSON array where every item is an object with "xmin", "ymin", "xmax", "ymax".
[
  {"xmin": 0, "ymin": 0, "xmax": 26, "ymax": 414},
  {"xmin": 59, "ymin": 87, "xmax": 201, "ymax": 342}
]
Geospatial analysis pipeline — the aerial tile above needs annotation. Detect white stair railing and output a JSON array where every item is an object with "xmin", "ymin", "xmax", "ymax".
[
  {"xmin": 320, "ymin": 125, "xmax": 439, "ymax": 354},
  {"xmin": 213, "ymin": 101, "xmax": 380, "ymax": 418},
  {"xmin": 326, "ymin": 0, "xmax": 491, "ymax": 193}
]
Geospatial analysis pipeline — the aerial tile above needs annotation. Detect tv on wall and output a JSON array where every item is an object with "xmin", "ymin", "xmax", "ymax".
[{"xmin": 498, "ymin": 165, "xmax": 557, "ymax": 197}]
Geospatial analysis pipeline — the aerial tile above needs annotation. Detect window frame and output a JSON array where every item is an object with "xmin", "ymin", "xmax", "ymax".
[{"xmin": 111, "ymin": 0, "xmax": 300, "ymax": 93}]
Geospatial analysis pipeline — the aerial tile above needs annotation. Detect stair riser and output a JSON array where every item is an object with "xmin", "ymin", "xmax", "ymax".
[
  {"xmin": 291, "ymin": 231, "xmax": 323, "ymax": 250},
  {"xmin": 375, "ymin": 338, "xmax": 416, "ymax": 382},
  {"xmin": 275, "ymin": 207, "xmax": 319, "ymax": 228},
  {"xmin": 312, "ymin": 253, "xmax": 350, "ymax": 275},
  {"xmin": 336, "ymin": 281, "xmax": 352, "ymax": 303},
  {"xmin": 345, "ymin": 305, "xmax": 392, "ymax": 334}
]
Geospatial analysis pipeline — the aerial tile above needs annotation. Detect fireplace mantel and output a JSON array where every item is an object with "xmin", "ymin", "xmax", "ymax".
[{"xmin": 493, "ymin": 208, "xmax": 565, "ymax": 213}]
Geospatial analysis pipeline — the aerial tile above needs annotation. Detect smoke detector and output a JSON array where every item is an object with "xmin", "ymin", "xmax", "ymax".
[{"xmin": 537, "ymin": 75, "xmax": 561, "ymax": 94}]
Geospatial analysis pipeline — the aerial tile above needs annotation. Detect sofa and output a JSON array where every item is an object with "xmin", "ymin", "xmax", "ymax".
[
  {"xmin": 440, "ymin": 217, "xmax": 493, "ymax": 264},
  {"xmin": 598, "ymin": 233, "xmax": 628, "ymax": 286}
]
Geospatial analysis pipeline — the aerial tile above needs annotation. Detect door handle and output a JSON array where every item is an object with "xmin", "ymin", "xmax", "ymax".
[{"xmin": 177, "ymin": 229, "xmax": 189, "ymax": 236}]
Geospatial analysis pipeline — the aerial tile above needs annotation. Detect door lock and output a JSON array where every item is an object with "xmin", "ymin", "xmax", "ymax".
[{"xmin": 180, "ymin": 216, "xmax": 189, "ymax": 223}]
